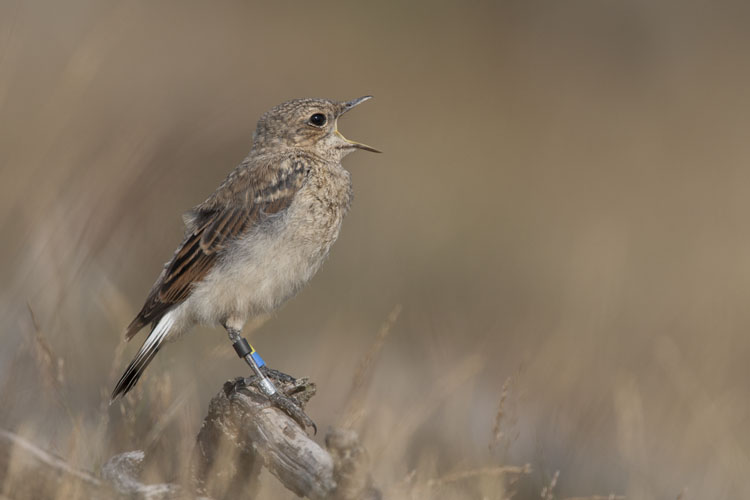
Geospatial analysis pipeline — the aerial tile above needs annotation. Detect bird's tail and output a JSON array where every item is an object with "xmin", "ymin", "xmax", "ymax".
[{"xmin": 111, "ymin": 311, "xmax": 176, "ymax": 401}]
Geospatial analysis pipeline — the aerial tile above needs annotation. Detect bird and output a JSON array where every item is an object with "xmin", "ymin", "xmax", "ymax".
[{"xmin": 111, "ymin": 96, "xmax": 378, "ymax": 429}]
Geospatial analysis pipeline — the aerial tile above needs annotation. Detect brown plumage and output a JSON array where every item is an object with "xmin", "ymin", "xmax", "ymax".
[
  {"xmin": 112, "ymin": 97, "xmax": 378, "ymax": 401},
  {"xmin": 124, "ymin": 157, "xmax": 308, "ymax": 340}
]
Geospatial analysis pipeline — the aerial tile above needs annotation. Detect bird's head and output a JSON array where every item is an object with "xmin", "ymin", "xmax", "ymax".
[{"xmin": 252, "ymin": 96, "xmax": 379, "ymax": 160}]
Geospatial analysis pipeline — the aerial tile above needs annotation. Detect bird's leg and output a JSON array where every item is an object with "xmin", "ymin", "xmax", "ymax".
[
  {"xmin": 225, "ymin": 325, "xmax": 276, "ymax": 396},
  {"xmin": 223, "ymin": 324, "xmax": 316, "ymax": 433}
]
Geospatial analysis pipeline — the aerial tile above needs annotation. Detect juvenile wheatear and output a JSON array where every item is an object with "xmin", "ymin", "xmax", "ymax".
[{"xmin": 112, "ymin": 97, "xmax": 378, "ymax": 429}]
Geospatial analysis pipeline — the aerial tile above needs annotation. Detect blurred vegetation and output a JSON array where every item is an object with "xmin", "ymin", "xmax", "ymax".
[{"xmin": 2, "ymin": 0, "xmax": 750, "ymax": 498}]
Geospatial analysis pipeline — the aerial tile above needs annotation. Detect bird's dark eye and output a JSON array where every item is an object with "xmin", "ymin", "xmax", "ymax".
[{"xmin": 309, "ymin": 113, "xmax": 327, "ymax": 127}]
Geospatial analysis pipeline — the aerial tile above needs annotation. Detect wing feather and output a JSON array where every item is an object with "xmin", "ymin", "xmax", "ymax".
[{"xmin": 124, "ymin": 156, "xmax": 308, "ymax": 340}]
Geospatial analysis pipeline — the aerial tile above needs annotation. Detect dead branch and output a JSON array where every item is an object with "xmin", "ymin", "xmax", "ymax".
[
  {"xmin": 100, "ymin": 451, "xmax": 189, "ymax": 499},
  {"xmin": 193, "ymin": 376, "xmax": 380, "ymax": 500}
]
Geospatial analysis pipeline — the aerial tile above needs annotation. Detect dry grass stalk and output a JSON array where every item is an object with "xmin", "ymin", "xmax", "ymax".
[
  {"xmin": 339, "ymin": 304, "xmax": 401, "ymax": 429},
  {"xmin": 542, "ymin": 470, "xmax": 560, "ymax": 500},
  {"xmin": 562, "ymin": 496, "xmax": 625, "ymax": 500},
  {"xmin": 491, "ymin": 376, "xmax": 512, "ymax": 451},
  {"xmin": 142, "ymin": 391, "xmax": 191, "ymax": 454},
  {"xmin": 375, "ymin": 353, "xmax": 484, "ymax": 462},
  {"xmin": 0, "ymin": 429, "xmax": 102, "ymax": 499},
  {"xmin": 25, "ymin": 304, "xmax": 82, "ymax": 440},
  {"xmin": 426, "ymin": 464, "xmax": 531, "ymax": 488},
  {"xmin": 26, "ymin": 305, "xmax": 65, "ymax": 396}
]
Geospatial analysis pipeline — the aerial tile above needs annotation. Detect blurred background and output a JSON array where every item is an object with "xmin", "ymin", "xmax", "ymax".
[{"xmin": 2, "ymin": 0, "xmax": 750, "ymax": 498}]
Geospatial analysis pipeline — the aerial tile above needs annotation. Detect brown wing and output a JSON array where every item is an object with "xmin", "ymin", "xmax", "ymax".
[{"xmin": 124, "ymin": 156, "xmax": 309, "ymax": 339}]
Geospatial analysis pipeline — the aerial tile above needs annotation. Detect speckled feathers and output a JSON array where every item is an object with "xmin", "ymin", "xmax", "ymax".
[{"xmin": 114, "ymin": 97, "xmax": 373, "ymax": 400}]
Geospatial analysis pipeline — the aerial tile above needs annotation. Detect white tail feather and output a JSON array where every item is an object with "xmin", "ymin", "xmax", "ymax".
[{"xmin": 111, "ymin": 310, "xmax": 177, "ymax": 400}]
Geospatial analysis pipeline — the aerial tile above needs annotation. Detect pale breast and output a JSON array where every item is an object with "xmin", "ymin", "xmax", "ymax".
[{"xmin": 187, "ymin": 162, "xmax": 352, "ymax": 325}]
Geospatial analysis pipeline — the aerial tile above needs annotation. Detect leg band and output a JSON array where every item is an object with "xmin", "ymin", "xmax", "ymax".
[
  {"xmin": 233, "ymin": 337, "xmax": 252, "ymax": 358},
  {"xmin": 232, "ymin": 337, "xmax": 267, "ymax": 368},
  {"xmin": 251, "ymin": 350, "xmax": 266, "ymax": 368}
]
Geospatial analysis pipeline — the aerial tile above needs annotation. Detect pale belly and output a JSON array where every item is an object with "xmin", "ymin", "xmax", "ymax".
[{"xmin": 184, "ymin": 192, "xmax": 347, "ymax": 326}]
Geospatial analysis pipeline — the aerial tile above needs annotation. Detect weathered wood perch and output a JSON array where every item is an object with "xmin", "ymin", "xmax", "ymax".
[
  {"xmin": 0, "ymin": 376, "xmax": 379, "ymax": 499},
  {"xmin": 192, "ymin": 376, "xmax": 380, "ymax": 499}
]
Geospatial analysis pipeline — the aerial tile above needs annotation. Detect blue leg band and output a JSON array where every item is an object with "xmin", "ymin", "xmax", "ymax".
[{"xmin": 251, "ymin": 350, "xmax": 266, "ymax": 368}]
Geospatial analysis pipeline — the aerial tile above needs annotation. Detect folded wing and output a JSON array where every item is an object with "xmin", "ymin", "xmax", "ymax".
[{"xmin": 124, "ymin": 156, "xmax": 308, "ymax": 340}]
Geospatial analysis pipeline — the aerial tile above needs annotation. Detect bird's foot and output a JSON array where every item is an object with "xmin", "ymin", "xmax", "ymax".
[
  {"xmin": 260, "ymin": 366, "xmax": 298, "ymax": 384},
  {"xmin": 269, "ymin": 391, "xmax": 317, "ymax": 434},
  {"xmin": 243, "ymin": 373, "xmax": 317, "ymax": 434}
]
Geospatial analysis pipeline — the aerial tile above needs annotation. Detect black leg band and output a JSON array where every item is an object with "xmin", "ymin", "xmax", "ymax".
[{"xmin": 233, "ymin": 337, "xmax": 253, "ymax": 358}]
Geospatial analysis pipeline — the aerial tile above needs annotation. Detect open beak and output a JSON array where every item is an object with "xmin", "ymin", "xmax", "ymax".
[{"xmin": 335, "ymin": 96, "xmax": 381, "ymax": 153}]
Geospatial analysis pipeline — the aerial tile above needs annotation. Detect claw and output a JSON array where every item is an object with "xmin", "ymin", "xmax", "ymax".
[
  {"xmin": 260, "ymin": 366, "xmax": 298, "ymax": 384},
  {"xmin": 243, "ymin": 374, "xmax": 317, "ymax": 434},
  {"xmin": 270, "ymin": 392, "xmax": 317, "ymax": 434}
]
